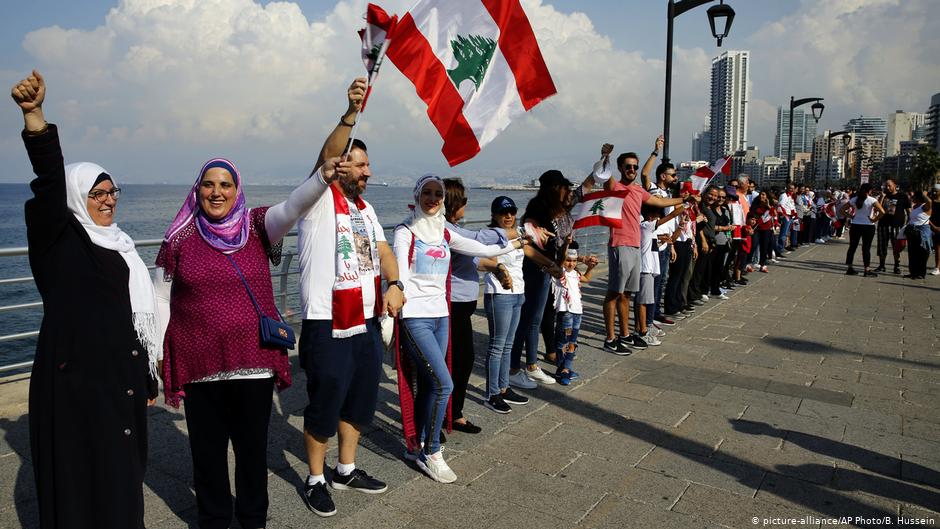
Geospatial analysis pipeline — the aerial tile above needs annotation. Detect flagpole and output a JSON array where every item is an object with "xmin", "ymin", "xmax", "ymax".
[{"xmin": 344, "ymin": 40, "xmax": 391, "ymax": 159}]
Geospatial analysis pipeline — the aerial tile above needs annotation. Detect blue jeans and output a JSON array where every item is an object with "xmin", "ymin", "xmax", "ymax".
[
  {"xmin": 776, "ymin": 217, "xmax": 791, "ymax": 253},
  {"xmin": 484, "ymin": 293, "xmax": 524, "ymax": 398},
  {"xmin": 511, "ymin": 260, "xmax": 550, "ymax": 370},
  {"xmin": 553, "ymin": 312, "xmax": 582, "ymax": 371},
  {"xmin": 401, "ymin": 317, "xmax": 452, "ymax": 455}
]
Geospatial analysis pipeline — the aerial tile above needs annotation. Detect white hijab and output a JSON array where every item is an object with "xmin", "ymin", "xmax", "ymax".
[
  {"xmin": 403, "ymin": 174, "xmax": 446, "ymax": 245},
  {"xmin": 65, "ymin": 162, "xmax": 159, "ymax": 379}
]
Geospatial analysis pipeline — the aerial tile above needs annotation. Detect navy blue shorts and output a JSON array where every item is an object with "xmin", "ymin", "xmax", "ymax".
[{"xmin": 299, "ymin": 318, "xmax": 383, "ymax": 438}]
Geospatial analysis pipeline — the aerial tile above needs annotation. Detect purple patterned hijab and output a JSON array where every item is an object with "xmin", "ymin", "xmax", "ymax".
[{"xmin": 163, "ymin": 158, "xmax": 249, "ymax": 254}]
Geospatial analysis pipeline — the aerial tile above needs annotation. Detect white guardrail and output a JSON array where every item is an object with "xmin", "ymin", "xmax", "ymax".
[{"xmin": 0, "ymin": 221, "xmax": 608, "ymax": 374}]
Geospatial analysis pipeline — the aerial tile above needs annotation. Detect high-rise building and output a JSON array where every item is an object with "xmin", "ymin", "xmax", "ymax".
[
  {"xmin": 844, "ymin": 116, "xmax": 887, "ymax": 174},
  {"xmin": 886, "ymin": 111, "xmax": 927, "ymax": 156},
  {"xmin": 926, "ymin": 93, "xmax": 940, "ymax": 151},
  {"xmin": 691, "ymin": 126, "xmax": 711, "ymax": 161},
  {"xmin": 731, "ymin": 146, "xmax": 760, "ymax": 182},
  {"xmin": 813, "ymin": 131, "xmax": 855, "ymax": 186},
  {"xmin": 774, "ymin": 107, "xmax": 817, "ymax": 160},
  {"xmin": 760, "ymin": 156, "xmax": 787, "ymax": 189},
  {"xmin": 708, "ymin": 50, "xmax": 750, "ymax": 161}
]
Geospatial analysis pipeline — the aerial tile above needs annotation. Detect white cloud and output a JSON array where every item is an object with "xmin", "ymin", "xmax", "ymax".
[{"xmin": 5, "ymin": 0, "xmax": 937, "ymax": 183}]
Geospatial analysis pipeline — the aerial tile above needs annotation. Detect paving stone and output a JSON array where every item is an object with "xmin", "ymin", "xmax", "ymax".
[
  {"xmin": 629, "ymin": 371, "xmax": 717, "ymax": 396},
  {"xmin": 673, "ymin": 483, "xmax": 819, "ymax": 529},
  {"xmin": 843, "ymin": 426, "xmax": 940, "ymax": 464},
  {"xmin": 742, "ymin": 404, "xmax": 846, "ymax": 441},
  {"xmin": 557, "ymin": 456, "xmax": 687, "ymax": 508},
  {"xmin": 797, "ymin": 399, "xmax": 901, "ymax": 434},
  {"xmin": 756, "ymin": 468, "xmax": 901, "ymax": 520},
  {"xmin": 578, "ymin": 493, "xmax": 722, "ymax": 529},
  {"xmin": 636, "ymin": 447, "xmax": 765, "ymax": 497},
  {"xmin": 830, "ymin": 467, "xmax": 940, "ymax": 514},
  {"xmin": 706, "ymin": 384, "xmax": 803, "ymax": 413}
]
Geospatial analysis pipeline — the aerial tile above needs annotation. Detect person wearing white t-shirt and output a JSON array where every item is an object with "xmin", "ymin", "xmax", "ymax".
[
  {"xmin": 840, "ymin": 183, "xmax": 886, "ymax": 276},
  {"xmin": 551, "ymin": 244, "xmax": 596, "ymax": 385},
  {"xmin": 636, "ymin": 203, "xmax": 686, "ymax": 345},
  {"xmin": 294, "ymin": 81, "xmax": 405, "ymax": 517},
  {"xmin": 394, "ymin": 176, "xmax": 525, "ymax": 484},
  {"xmin": 479, "ymin": 196, "xmax": 561, "ymax": 414}
]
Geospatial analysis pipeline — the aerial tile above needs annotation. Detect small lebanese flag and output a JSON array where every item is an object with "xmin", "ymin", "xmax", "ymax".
[
  {"xmin": 571, "ymin": 190, "xmax": 627, "ymax": 229},
  {"xmin": 384, "ymin": 0, "xmax": 557, "ymax": 166},
  {"xmin": 358, "ymin": 4, "xmax": 398, "ymax": 111},
  {"xmin": 690, "ymin": 155, "xmax": 732, "ymax": 193}
]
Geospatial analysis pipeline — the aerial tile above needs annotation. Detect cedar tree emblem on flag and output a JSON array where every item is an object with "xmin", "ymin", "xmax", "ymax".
[
  {"xmin": 448, "ymin": 35, "xmax": 498, "ymax": 92},
  {"xmin": 381, "ymin": 0, "xmax": 557, "ymax": 166},
  {"xmin": 571, "ymin": 190, "xmax": 628, "ymax": 229}
]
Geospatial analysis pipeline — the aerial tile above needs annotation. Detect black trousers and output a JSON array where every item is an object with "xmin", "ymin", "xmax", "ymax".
[
  {"xmin": 688, "ymin": 248, "xmax": 712, "ymax": 301},
  {"xmin": 757, "ymin": 230, "xmax": 774, "ymax": 266},
  {"xmin": 709, "ymin": 245, "xmax": 729, "ymax": 295},
  {"xmin": 450, "ymin": 300, "xmax": 478, "ymax": 420},
  {"xmin": 184, "ymin": 378, "xmax": 274, "ymax": 529},
  {"xmin": 664, "ymin": 240, "xmax": 692, "ymax": 314},
  {"xmin": 877, "ymin": 223, "xmax": 901, "ymax": 267},
  {"xmin": 846, "ymin": 224, "xmax": 876, "ymax": 269},
  {"xmin": 907, "ymin": 230, "xmax": 930, "ymax": 278}
]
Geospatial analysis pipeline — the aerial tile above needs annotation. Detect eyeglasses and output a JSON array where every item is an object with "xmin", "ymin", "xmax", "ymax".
[
  {"xmin": 623, "ymin": 164, "xmax": 639, "ymax": 171},
  {"xmin": 87, "ymin": 188, "xmax": 121, "ymax": 203}
]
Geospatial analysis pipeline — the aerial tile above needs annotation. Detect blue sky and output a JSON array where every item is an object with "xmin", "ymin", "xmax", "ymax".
[{"xmin": 1, "ymin": 0, "xmax": 937, "ymax": 184}]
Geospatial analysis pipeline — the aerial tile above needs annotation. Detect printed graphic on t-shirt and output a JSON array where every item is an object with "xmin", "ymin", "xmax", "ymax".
[
  {"xmin": 415, "ymin": 240, "xmax": 450, "ymax": 275},
  {"xmin": 349, "ymin": 204, "xmax": 375, "ymax": 273},
  {"xmin": 885, "ymin": 198, "xmax": 898, "ymax": 216}
]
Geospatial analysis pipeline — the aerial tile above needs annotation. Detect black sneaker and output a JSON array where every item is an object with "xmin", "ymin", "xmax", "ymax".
[
  {"xmin": 863, "ymin": 270, "xmax": 878, "ymax": 277},
  {"xmin": 485, "ymin": 394, "xmax": 512, "ymax": 413},
  {"xmin": 331, "ymin": 468, "xmax": 388, "ymax": 494},
  {"xmin": 893, "ymin": 266, "xmax": 901, "ymax": 275},
  {"xmin": 625, "ymin": 334, "xmax": 648, "ymax": 350},
  {"xmin": 846, "ymin": 268, "xmax": 859, "ymax": 276},
  {"xmin": 603, "ymin": 339, "xmax": 632, "ymax": 356},
  {"xmin": 502, "ymin": 387, "xmax": 529, "ymax": 405},
  {"xmin": 302, "ymin": 481, "xmax": 336, "ymax": 517}
]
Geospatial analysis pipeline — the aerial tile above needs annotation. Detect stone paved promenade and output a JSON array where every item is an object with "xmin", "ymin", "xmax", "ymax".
[{"xmin": 1, "ymin": 238, "xmax": 938, "ymax": 528}]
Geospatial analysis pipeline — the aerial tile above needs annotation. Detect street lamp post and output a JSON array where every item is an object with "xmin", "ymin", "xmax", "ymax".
[
  {"xmin": 786, "ymin": 96, "xmax": 825, "ymax": 186},
  {"xmin": 662, "ymin": 0, "xmax": 735, "ymax": 163},
  {"xmin": 825, "ymin": 130, "xmax": 850, "ymax": 189}
]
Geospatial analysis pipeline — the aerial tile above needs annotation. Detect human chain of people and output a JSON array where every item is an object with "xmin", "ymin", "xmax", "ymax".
[{"xmin": 12, "ymin": 41, "xmax": 940, "ymax": 526}]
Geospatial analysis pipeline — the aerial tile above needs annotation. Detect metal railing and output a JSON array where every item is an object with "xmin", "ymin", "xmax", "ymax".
[{"xmin": 0, "ymin": 221, "xmax": 608, "ymax": 374}]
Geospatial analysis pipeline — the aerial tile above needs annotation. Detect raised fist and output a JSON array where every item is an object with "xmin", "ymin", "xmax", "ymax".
[{"xmin": 11, "ymin": 70, "xmax": 45, "ymax": 113}]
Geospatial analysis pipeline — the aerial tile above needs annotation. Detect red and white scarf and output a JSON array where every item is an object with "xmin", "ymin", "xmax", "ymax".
[{"xmin": 330, "ymin": 184, "xmax": 382, "ymax": 338}]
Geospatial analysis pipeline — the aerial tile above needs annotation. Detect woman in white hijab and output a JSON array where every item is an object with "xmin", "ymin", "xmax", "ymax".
[
  {"xmin": 13, "ymin": 70, "xmax": 158, "ymax": 529},
  {"xmin": 393, "ymin": 175, "xmax": 526, "ymax": 484}
]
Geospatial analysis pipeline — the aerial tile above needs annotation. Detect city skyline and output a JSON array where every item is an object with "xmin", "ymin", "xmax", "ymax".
[{"xmin": 0, "ymin": 0, "xmax": 939, "ymax": 184}]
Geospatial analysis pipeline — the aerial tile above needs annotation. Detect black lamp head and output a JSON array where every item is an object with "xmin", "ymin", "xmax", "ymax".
[{"xmin": 708, "ymin": 1, "xmax": 735, "ymax": 47}]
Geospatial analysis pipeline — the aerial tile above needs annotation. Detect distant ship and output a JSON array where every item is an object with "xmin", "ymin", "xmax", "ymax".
[{"xmin": 476, "ymin": 179, "xmax": 539, "ymax": 191}]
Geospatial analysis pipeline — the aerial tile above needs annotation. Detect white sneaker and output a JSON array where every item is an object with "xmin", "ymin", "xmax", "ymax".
[
  {"xmin": 717, "ymin": 294, "xmax": 730, "ymax": 300},
  {"xmin": 815, "ymin": 238, "xmax": 825, "ymax": 244},
  {"xmin": 650, "ymin": 324, "xmax": 666, "ymax": 338},
  {"xmin": 642, "ymin": 332, "xmax": 662, "ymax": 346},
  {"xmin": 932, "ymin": 268, "xmax": 940, "ymax": 276},
  {"xmin": 417, "ymin": 451, "xmax": 457, "ymax": 484},
  {"xmin": 770, "ymin": 258, "xmax": 779, "ymax": 264},
  {"xmin": 508, "ymin": 370, "xmax": 537, "ymax": 389},
  {"xmin": 700, "ymin": 294, "xmax": 709, "ymax": 301},
  {"xmin": 525, "ymin": 366, "xmax": 556, "ymax": 385}
]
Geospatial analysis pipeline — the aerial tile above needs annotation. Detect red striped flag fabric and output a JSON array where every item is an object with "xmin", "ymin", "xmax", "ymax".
[
  {"xmin": 571, "ymin": 189, "xmax": 627, "ymax": 229},
  {"xmin": 384, "ymin": 0, "xmax": 557, "ymax": 166},
  {"xmin": 358, "ymin": 4, "xmax": 398, "ymax": 111},
  {"xmin": 690, "ymin": 155, "xmax": 732, "ymax": 193}
]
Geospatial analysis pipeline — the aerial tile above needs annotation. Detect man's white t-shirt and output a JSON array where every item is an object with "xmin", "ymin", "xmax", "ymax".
[
  {"xmin": 297, "ymin": 179, "xmax": 386, "ymax": 321},
  {"xmin": 640, "ymin": 220, "xmax": 660, "ymax": 276}
]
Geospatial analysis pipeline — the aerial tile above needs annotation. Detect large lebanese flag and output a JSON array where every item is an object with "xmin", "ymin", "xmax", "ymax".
[
  {"xmin": 571, "ymin": 190, "xmax": 628, "ymax": 229},
  {"xmin": 385, "ymin": 0, "xmax": 557, "ymax": 166},
  {"xmin": 690, "ymin": 155, "xmax": 732, "ymax": 193}
]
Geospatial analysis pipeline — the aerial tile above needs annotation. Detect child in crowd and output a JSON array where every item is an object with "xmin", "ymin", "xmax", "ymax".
[
  {"xmin": 551, "ymin": 243, "xmax": 595, "ymax": 385},
  {"xmin": 636, "ymin": 203, "xmax": 686, "ymax": 345}
]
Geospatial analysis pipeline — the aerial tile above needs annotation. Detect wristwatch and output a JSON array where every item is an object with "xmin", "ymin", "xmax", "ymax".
[{"xmin": 387, "ymin": 280, "xmax": 405, "ymax": 292}]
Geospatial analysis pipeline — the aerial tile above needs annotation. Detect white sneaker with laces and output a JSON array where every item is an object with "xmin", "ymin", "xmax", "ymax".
[
  {"xmin": 525, "ymin": 366, "xmax": 556, "ymax": 385},
  {"xmin": 642, "ymin": 332, "xmax": 662, "ymax": 346},
  {"xmin": 770, "ymin": 258, "xmax": 779, "ymax": 264},
  {"xmin": 508, "ymin": 370, "xmax": 537, "ymax": 389},
  {"xmin": 932, "ymin": 268, "xmax": 940, "ymax": 276},
  {"xmin": 650, "ymin": 324, "xmax": 666, "ymax": 338},
  {"xmin": 417, "ymin": 451, "xmax": 457, "ymax": 484},
  {"xmin": 700, "ymin": 294, "xmax": 709, "ymax": 301},
  {"xmin": 717, "ymin": 293, "xmax": 730, "ymax": 300}
]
